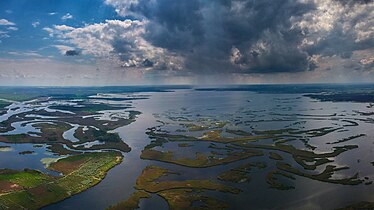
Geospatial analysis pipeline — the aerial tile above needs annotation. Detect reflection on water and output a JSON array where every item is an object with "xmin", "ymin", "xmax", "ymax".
[
  {"xmin": 0, "ymin": 87, "xmax": 373, "ymax": 210},
  {"xmin": 62, "ymin": 124, "xmax": 80, "ymax": 142},
  {"xmin": 0, "ymin": 142, "xmax": 61, "ymax": 176}
]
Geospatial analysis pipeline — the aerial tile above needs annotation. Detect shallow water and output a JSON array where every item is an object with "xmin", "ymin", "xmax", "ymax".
[
  {"xmin": 0, "ymin": 142, "xmax": 61, "ymax": 176},
  {"xmin": 0, "ymin": 87, "xmax": 373, "ymax": 209}
]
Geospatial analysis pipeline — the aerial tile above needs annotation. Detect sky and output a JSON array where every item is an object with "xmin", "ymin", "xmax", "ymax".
[{"xmin": 0, "ymin": 0, "xmax": 373, "ymax": 86}]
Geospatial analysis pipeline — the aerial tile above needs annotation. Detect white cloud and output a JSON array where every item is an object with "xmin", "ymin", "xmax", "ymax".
[
  {"xmin": 360, "ymin": 57, "xmax": 374, "ymax": 65},
  {"xmin": 293, "ymin": 0, "xmax": 374, "ymax": 48},
  {"xmin": 54, "ymin": 25, "xmax": 75, "ymax": 31},
  {"xmin": 46, "ymin": 19, "xmax": 184, "ymax": 70},
  {"xmin": 0, "ymin": 31, "xmax": 10, "ymax": 38},
  {"xmin": 7, "ymin": 26, "xmax": 18, "ymax": 31},
  {"xmin": 8, "ymin": 51, "xmax": 43, "ymax": 57},
  {"xmin": 30, "ymin": 0, "xmax": 374, "ymax": 80},
  {"xmin": 5, "ymin": 10, "xmax": 12, "ymax": 14},
  {"xmin": 0, "ymin": 31, "xmax": 8, "ymax": 36},
  {"xmin": 43, "ymin": 27, "xmax": 54, "ymax": 37},
  {"xmin": 104, "ymin": 0, "xmax": 140, "ymax": 17},
  {"xmin": 32, "ymin": 21, "xmax": 40, "ymax": 28},
  {"xmin": 0, "ymin": 19, "xmax": 15, "ymax": 26},
  {"xmin": 0, "ymin": 25, "xmax": 17, "ymax": 40},
  {"xmin": 230, "ymin": 47, "xmax": 246, "ymax": 69},
  {"xmin": 48, "ymin": 12, "xmax": 57, "ymax": 16},
  {"xmin": 50, "ymin": 20, "xmax": 144, "ymax": 57},
  {"xmin": 61, "ymin": 13, "xmax": 73, "ymax": 20}
]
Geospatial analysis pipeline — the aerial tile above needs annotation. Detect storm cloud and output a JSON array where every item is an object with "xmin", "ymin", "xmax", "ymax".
[
  {"xmin": 52, "ymin": 0, "xmax": 373, "ymax": 74},
  {"xmin": 115, "ymin": 0, "xmax": 316, "ymax": 73}
]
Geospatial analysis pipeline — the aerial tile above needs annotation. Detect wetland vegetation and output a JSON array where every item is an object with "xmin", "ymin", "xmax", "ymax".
[
  {"xmin": 113, "ymin": 165, "xmax": 240, "ymax": 209},
  {"xmin": 0, "ymin": 152, "xmax": 122, "ymax": 209},
  {"xmin": 0, "ymin": 85, "xmax": 373, "ymax": 209},
  {"xmin": 111, "ymin": 87, "xmax": 374, "ymax": 209},
  {"xmin": 0, "ymin": 88, "xmax": 149, "ymax": 209}
]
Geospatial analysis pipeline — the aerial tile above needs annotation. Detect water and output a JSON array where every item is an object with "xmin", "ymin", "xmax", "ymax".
[
  {"xmin": 0, "ymin": 86, "xmax": 373, "ymax": 209},
  {"xmin": 0, "ymin": 142, "xmax": 61, "ymax": 176}
]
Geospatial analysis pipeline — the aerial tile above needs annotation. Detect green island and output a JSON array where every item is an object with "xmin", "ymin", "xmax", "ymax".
[
  {"xmin": 0, "ymin": 89, "xmax": 372, "ymax": 209},
  {"xmin": 218, "ymin": 162, "xmax": 266, "ymax": 183},
  {"xmin": 269, "ymin": 152, "xmax": 283, "ymax": 160},
  {"xmin": 109, "ymin": 165, "xmax": 240, "ymax": 209},
  {"xmin": 0, "ymin": 90, "xmax": 142, "ymax": 155},
  {"xmin": 141, "ymin": 149, "xmax": 263, "ymax": 168},
  {"xmin": 178, "ymin": 143, "xmax": 192, "ymax": 147},
  {"xmin": 0, "ymin": 91, "xmax": 146, "ymax": 209},
  {"xmin": 0, "ymin": 146, "xmax": 12, "ymax": 152},
  {"xmin": 266, "ymin": 170, "xmax": 295, "ymax": 190},
  {"xmin": 18, "ymin": 151, "xmax": 35, "ymax": 155},
  {"xmin": 129, "ymin": 110, "xmax": 369, "ymax": 209},
  {"xmin": 182, "ymin": 123, "xmax": 209, "ymax": 131},
  {"xmin": 327, "ymin": 134, "xmax": 366, "ymax": 145},
  {"xmin": 158, "ymin": 189, "xmax": 228, "ymax": 210},
  {"xmin": 135, "ymin": 165, "xmax": 240, "ymax": 194},
  {"xmin": 234, "ymin": 142, "xmax": 357, "ymax": 170},
  {"xmin": 0, "ymin": 152, "xmax": 123, "ymax": 209},
  {"xmin": 0, "ymin": 122, "xmax": 130, "ymax": 154},
  {"xmin": 107, "ymin": 191, "xmax": 151, "ymax": 210},
  {"xmin": 276, "ymin": 162, "xmax": 363, "ymax": 185},
  {"xmin": 142, "ymin": 119, "xmax": 361, "ymax": 176}
]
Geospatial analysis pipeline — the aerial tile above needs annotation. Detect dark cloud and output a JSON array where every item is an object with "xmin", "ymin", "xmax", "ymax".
[
  {"xmin": 140, "ymin": 0, "xmax": 204, "ymax": 51},
  {"xmin": 335, "ymin": 0, "xmax": 373, "ymax": 5},
  {"xmin": 65, "ymin": 50, "xmax": 80, "ymax": 56},
  {"xmin": 105, "ymin": 0, "xmax": 374, "ymax": 74},
  {"xmin": 118, "ymin": 0, "xmax": 317, "ymax": 73},
  {"xmin": 305, "ymin": 29, "xmax": 373, "ymax": 59},
  {"xmin": 304, "ymin": 2, "xmax": 374, "ymax": 60},
  {"xmin": 142, "ymin": 59, "xmax": 154, "ymax": 67}
]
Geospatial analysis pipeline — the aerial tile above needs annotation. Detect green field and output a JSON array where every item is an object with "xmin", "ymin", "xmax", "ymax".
[{"xmin": 0, "ymin": 152, "xmax": 123, "ymax": 209}]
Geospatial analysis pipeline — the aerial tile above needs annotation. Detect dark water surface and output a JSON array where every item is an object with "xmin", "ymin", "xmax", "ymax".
[{"xmin": 0, "ymin": 85, "xmax": 372, "ymax": 210}]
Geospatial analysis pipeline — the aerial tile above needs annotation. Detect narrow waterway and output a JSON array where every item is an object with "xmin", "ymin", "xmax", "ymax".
[
  {"xmin": 18, "ymin": 88, "xmax": 374, "ymax": 210},
  {"xmin": 42, "ymin": 91, "xmax": 173, "ymax": 210}
]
